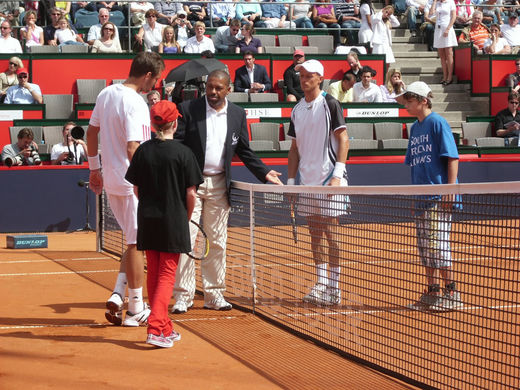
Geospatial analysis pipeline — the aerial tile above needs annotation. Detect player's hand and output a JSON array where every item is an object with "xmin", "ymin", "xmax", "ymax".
[
  {"xmin": 441, "ymin": 194, "xmax": 454, "ymax": 210},
  {"xmin": 265, "ymin": 170, "xmax": 283, "ymax": 185},
  {"xmin": 328, "ymin": 177, "xmax": 341, "ymax": 187},
  {"xmin": 89, "ymin": 169, "xmax": 103, "ymax": 195}
]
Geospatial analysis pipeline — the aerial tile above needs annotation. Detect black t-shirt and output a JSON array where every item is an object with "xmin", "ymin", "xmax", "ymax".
[{"xmin": 126, "ymin": 138, "xmax": 203, "ymax": 253}]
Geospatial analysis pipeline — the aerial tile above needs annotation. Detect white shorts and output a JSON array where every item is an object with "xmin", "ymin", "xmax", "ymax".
[
  {"xmin": 107, "ymin": 193, "xmax": 138, "ymax": 245},
  {"xmin": 297, "ymin": 178, "xmax": 350, "ymax": 218}
]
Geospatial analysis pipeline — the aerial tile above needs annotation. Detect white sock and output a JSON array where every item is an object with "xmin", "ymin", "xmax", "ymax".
[
  {"xmin": 329, "ymin": 266, "xmax": 341, "ymax": 289},
  {"xmin": 128, "ymin": 287, "xmax": 143, "ymax": 314},
  {"xmin": 113, "ymin": 273, "xmax": 127, "ymax": 298},
  {"xmin": 317, "ymin": 263, "xmax": 328, "ymax": 286}
]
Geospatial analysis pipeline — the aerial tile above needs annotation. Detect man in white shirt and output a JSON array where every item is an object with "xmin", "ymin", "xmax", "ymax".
[
  {"xmin": 184, "ymin": 21, "xmax": 215, "ymax": 54},
  {"xmin": 87, "ymin": 52, "xmax": 165, "ymax": 327},
  {"xmin": 0, "ymin": 20, "xmax": 22, "ymax": 54},
  {"xmin": 87, "ymin": 7, "xmax": 120, "ymax": 45},
  {"xmin": 406, "ymin": 0, "xmax": 429, "ymax": 37},
  {"xmin": 500, "ymin": 14, "xmax": 520, "ymax": 53},
  {"xmin": 353, "ymin": 66, "xmax": 383, "ymax": 102},
  {"xmin": 5, "ymin": 68, "xmax": 43, "ymax": 104}
]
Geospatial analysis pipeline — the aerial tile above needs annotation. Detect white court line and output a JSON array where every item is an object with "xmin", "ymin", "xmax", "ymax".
[
  {"xmin": 0, "ymin": 270, "xmax": 119, "ymax": 277},
  {"xmin": 0, "ymin": 316, "xmax": 239, "ymax": 330},
  {"xmin": 0, "ymin": 257, "xmax": 112, "ymax": 264}
]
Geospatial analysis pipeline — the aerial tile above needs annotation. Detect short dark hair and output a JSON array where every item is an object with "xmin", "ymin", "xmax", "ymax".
[
  {"xmin": 403, "ymin": 91, "xmax": 433, "ymax": 109},
  {"xmin": 508, "ymin": 91, "xmax": 519, "ymax": 101},
  {"xmin": 128, "ymin": 52, "xmax": 165, "ymax": 78},
  {"xmin": 208, "ymin": 70, "xmax": 230, "ymax": 87},
  {"xmin": 342, "ymin": 72, "xmax": 355, "ymax": 82},
  {"xmin": 201, "ymin": 50, "xmax": 215, "ymax": 59},
  {"xmin": 360, "ymin": 65, "xmax": 376, "ymax": 77},
  {"xmin": 17, "ymin": 128, "xmax": 34, "ymax": 140},
  {"xmin": 243, "ymin": 50, "xmax": 255, "ymax": 59}
]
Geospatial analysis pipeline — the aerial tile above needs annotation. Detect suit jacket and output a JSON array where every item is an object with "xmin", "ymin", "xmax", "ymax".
[
  {"xmin": 175, "ymin": 97, "xmax": 270, "ymax": 202},
  {"xmin": 233, "ymin": 64, "xmax": 272, "ymax": 93}
]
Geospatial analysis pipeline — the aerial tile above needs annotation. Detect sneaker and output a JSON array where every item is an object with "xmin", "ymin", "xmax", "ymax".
[
  {"xmin": 326, "ymin": 287, "xmax": 341, "ymax": 305},
  {"xmin": 146, "ymin": 333, "xmax": 173, "ymax": 348},
  {"xmin": 203, "ymin": 297, "xmax": 232, "ymax": 311},
  {"xmin": 105, "ymin": 292, "xmax": 124, "ymax": 326},
  {"xmin": 171, "ymin": 299, "xmax": 194, "ymax": 314},
  {"xmin": 432, "ymin": 290, "xmax": 463, "ymax": 311},
  {"xmin": 408, "ymin": 290, "xmax": 440, "ymax": 310},
  {"xmin": 411, "ymin": 30, "xmax": 417, "ymax": 38},
  {"xmin": 303, "ymin": 283, "xmax": 329, "ymax": 305},
  {"xmin": 166, "ymin": 330, "xmax": 181, "ymax": 342},
  {"xmin": 123, "ymin": 303, "xmax": 150, "ymax": 327}
]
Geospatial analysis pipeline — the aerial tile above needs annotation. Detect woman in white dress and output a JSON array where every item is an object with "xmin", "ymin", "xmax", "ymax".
[
  {"xmin": 371, "ymin": 5, "xmax": 400, "ymax": 64},
  {"xmin": 428, "ymin": 0, "xmax": 458, "ymax": 85},
  {"xmin": 358, "ymin": 0, "xmax": 374, "ymax": 45}
]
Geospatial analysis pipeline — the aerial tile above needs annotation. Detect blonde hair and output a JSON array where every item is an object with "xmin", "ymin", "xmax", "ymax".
[
  {"xmin": 162, "ymin": 26, "xmax": 177, "ymax": 45},
  {"xmin": 152, "ymin": 121, "xmax": 176, "ymax": 141},
  {"xmin": 385, "ymin": 68, "xmax": 403, "ymax": 94},
  {"xmin": 8, "ymin": 56, "xmax": 23, "ymax": 68}
]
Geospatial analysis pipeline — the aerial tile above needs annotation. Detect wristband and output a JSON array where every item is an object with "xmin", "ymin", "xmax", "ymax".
[
  {"xmin": 88, "ymin": 154, "xmax": 101, "ymax": 170},
  {"xmin": 287, "ymin": 178, "xmax": 295, "ymax": 185},
  {"xmin": 332, "ymin": 162, "xmax": 345, "ymax": 179}
]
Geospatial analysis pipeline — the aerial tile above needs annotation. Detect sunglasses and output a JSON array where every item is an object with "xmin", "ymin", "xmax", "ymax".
[
  {"xmin": 103, "ymin": 28, "xmax": 114, "ymax": 31},
  {"xmin": 9, "ymin": 62, "xmax": 18, "ymax": 66},
  {"xmin": 509, "ymin": 101, "xmax": 520, "ymax": 105},
  {"xmin": 51, "ymin": 13, "xmax": 61, "ymax": 16},
  {"xmin": 1, "ymin": 26, "xmax": 10, "ymax": 30},
  {"xmin": 18, "ymin": 74, "xmax": 28, "ymax": 79}
]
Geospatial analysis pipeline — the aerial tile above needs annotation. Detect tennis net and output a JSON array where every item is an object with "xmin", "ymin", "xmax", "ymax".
[{"xmin": 98, "ymin": 181, "xmax": 520, "ymax": 390}]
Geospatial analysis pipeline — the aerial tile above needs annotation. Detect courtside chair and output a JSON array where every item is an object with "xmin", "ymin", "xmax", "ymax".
[
  {"xmin": 346, "ymin": 122, "xmax": 374, "ymax": 139},
  {"xmin": 249, "ymin": 93, "xmax": 279, "ymax": 102},
  {"xmin": 77, "ymin": 79, "xmax": 107, "ymax": 104},
  {"xmin": 475, "ymin": 137, "xmax": 505, "ymax": 147},
  {"xmin": 43, "ymin": 94, "xmax": 74, "ymax": 119},
  {"xmin": 277, "ymin": 34, "xmax": 303, "ymax": 48},
  {"xmin": 29, "ymin": 45, "xmax": 59, "ymax": 54},
  {"xmin": 307, "ymin": 35, "xmax": 334, "ymax": 54},
  {"xmin": 321, "ymin": 79, "xmax": 332, "ymax": 91},
  {"xmin": 112, "ymin": 79, "xmax": 126, "ymax": 84},
  {"xmin": 43, "ymin": 126, "xmax": 64, "ymax": 147},
  {"xmin": 348, "ymin": 139, "xmax": 379, "ymax": 149},
  {"xmin": 227, "ymin": 92, "xmax": 249, "ymax": 103},
  {"xmin": 279, "ymin": 140, "xmax": 292, "ymax": 151},
  {"xmin": 379, "ymin": 138, "xmax": 409, "ymax": 149},
  {"xmin": 257, "ymin": 35, "xmax": 276, "ymax": 48},
  {"xmin": 461, "ymin": 122, "xmax": 492, "ymax": 146},
  {"xmin": 60, "ymin": 45, "xmax": 89, "ymax": 53},
  {"xmin": 250, "ymin": 122, "xmax": 280, "ymax": 149},
  {"xmin": 249, "ymin": 140, "xmax": 275, "ymax": 151},
  {"xmin": 264, "ymin": 46, "xmax": 292, "ymax": 54},
  {"xmin": 283, "ymin": 122, "xmax": 290, "ymax": 139},
  {"xmin": 374, "ymin": 122, "xmax": 403, "ymax": 140},
  {"xmin": 10, "ymin": 126, "xmax": 43, "ymax": 145},
  {"xmin": 294, "ymin": 45, "xmax": 319, "ymax": 55}
]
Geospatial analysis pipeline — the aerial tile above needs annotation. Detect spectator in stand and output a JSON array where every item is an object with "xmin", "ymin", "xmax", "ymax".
[
  {"xmin": 353, "ymin": 65, "xmax": 383, "ymax": 102},
  {"xmin": 55, "ymin": 1, "xmax": 72, "ymax": 19},
  {"xmin": 312, "ymin": 0, "xmax": 341, "ymax": 48},
  {"xmin": 233, "ymin": 51, "xmax": 272, "ymax": 94},
  {"xmin": 184, "ymin": 21, "xmax": 215, "ymax": 53},
  {"xmin": 336, "ymin": 0, "xmax": 361, "ymax": 45},
  {"xmin": 0, "ymin": 3, "xmax": 21, "ymax": 26},
  {"xmin": 235, "ymin": 24, "xmax": 262, "ymax": 54},
  {"xmin": 213, "ymin": 19, "xmax": 241, "ymax": 53},
  {"xmin": 155, "ymin": 0, "xmax": 184, "ymax": 25},
  {"xmin": 1, "ymin": 128, "xmax": 41, "ymax": 167},
  {"xmin": 54, "ymin": 16, "xmax": 86, "ymax": 47},
  {"xmin": 184, "ymin": 1, "xmax": 207, "ymax": 25},
  {"xmin": 478, "ymin": 0, "xmax": 505, "ymax": 26},
  {"xmin": 507, "ymin": 57, "xmax": 520, "ymax": 91},
  {"xmin": 346, "ymin": 51, "xmax": 363, "ymax": 81},
  {"xmin": 257, "ymin": 0, "xmax": 296, "ymax": 29},
  {"xmin": 51, "ymin": 122, "xmax": 88, "ymax": 165},
  {"xmin": 94, "ymin": 1, "xmax": 126, "ymax": 14},
  {"xmin": 458, "ymin": 10, "xmax": 490, "ymax": 54},
  {"xmin": 289, "ymin": 0, "xmax": 314, "ymax": 29},
  {"xmin": 284, "ymin": 49, "xmax": 306, "ymax": 101},
  {"xmin": 358, "ymin": 0, "xmax": 375, "ymax": 46},
  {"xmin": 20, "ymin": 11, "xmax": 44, "ymax": 50},
  {"xmin": 484, "ymin": 23, "xmax": 511, "ymax": 54},
  {"xmin": 0, "ymin": 56, "xmax": 23, "ymax": 104},
  {"xmin": 407, "ymin": 0, "xmax": 429, "ymax": 37},
  {"xmin": 5, "ymin": 67, "xmax": 42, "ymax": 104},
  {"xmin": 87, "ymin": 8, "xmax": 120, "ymax": 46},
  {"xmin": 500, "ymin": 14, "xmax": 520, "ymax": 54},
  {"xmin": 146, "ymin": 90, "xmax": 161, "ymax": 108},
  {"xmin": 454, "ymin": 0, "xmax": 474, "ymax": 28},
  {"xmin": 173, "ymin": 12, "xmax": 194, "ymax": 52},
  {"xmin": 91, "ymin": 21, "xmax": 122, "ymax": 53},
  {"xmin": 235, "ymin": 0, "xmax": 263, "ymax": 26},
  {"xmin": 208, "ymin": 0, "xmax": 235, "ymax": 27},
  {"xmin": 380, "ymin": 68, "xmax": 406, "ymax": 102},
  {"xmin": 0, "ymin": 20, "xmax": 22, "ymax": 54},
  {"xmin": 135, "ymin": 9, "xmax": 166, "ymax": 52},
  {"xmin": 45, "ymin": 7, "xmax": 80, "ymax": 45},
  {"xmin": 327, "ymin": 72, "xmax": 356, "ymax": 102},
  {"xmin": 130, "ymin": 1, "xmax": 154, "ymax": 27},
  {"xmin": 158, "ymin": 25, "xmax": 181, "ymax": 54},
  {"xmin": 495, "ymin": 91, "xmax": 520, "ymax": 143},
  {"xmin": 371, "ymin": 5, "xmax": 400, "ymax": 64}
]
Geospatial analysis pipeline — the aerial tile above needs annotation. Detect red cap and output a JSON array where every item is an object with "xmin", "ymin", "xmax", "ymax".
[
  {"xmin": 16, "ymin": 67, "xmax": 29, "ymax": 75},
  {"xmin": 293, "ymin": 49, "xmax": 305, "ymax": 57},
  {"xmin": 150, "ymin": 100, "xmax": 182, "ymax": 126}
]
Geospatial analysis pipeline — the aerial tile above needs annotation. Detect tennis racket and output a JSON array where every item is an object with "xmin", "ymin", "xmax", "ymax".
[
  {"xmin": 187, "ymin": 220, "xmax": 209, "ymax": 260},
  {"xmin": 290, "ymin": 202, "xmax": 298, "ymax": 243}
]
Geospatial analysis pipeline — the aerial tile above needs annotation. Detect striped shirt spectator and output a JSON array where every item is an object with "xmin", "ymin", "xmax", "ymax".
[{"xmin": 458, "ymin": 11, "xmax": 490, "ymax": 51}]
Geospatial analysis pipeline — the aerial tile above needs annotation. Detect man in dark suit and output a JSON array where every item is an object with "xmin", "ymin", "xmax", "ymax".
[
  {"xmin": 172, "ymin": 70, "xmax": 282, "ymax": 314},
  {"xmin": 233, "ymin": 51, "xmax": 272, "ymax": 93}
]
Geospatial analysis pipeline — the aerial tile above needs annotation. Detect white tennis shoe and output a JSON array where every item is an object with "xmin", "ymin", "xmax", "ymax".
[
  {"xmin": 303, "ymin": 283, "xmax": 329, "ymax": 305},
  {"xmin": 105, "ymin": 292, "xmax": 124, "ymax": 326},
  {"xmin": 204, "ymin": 297, "xmax": 232, "ymax": 311},
  {"xmin": 146, "ymin": 333, "xmax": 173, "ymax": 348},
  {"xmin": 123, "ymin": 303, "xmax": 150, "ymax": 327}
]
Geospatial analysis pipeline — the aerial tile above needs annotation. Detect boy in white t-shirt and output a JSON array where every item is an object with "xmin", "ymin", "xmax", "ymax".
[{"xmin": 86, "ymin": 52, "xmax": 165, "ymax": 327}]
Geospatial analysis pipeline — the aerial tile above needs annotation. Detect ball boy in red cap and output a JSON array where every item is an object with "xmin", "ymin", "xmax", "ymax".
[{"xmin": 126, "ymin": 100, "xmax": 203, "ymax": 348}]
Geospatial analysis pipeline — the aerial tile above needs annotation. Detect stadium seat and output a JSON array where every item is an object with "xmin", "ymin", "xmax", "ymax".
[
  {"xmin": 227, "ymin": 92, "xmax": 249, "ymax": 102},
  {"xmin": 475, "ymin": 137, "xmax": 505, "ymax": 147},
  {"xmin": 77, "ymin": 79, "xmax": 107, "ymax": 104},
  {"xmin": 74, "ymin": 9, "xmax": 100, "ymax": 28},
  {"xmin": 321, "ymin": 79, "xmax": 332, "ymax": 91},
  {"xmin": 250, "ymin": 93, "xmax": 279, "ymax": 102},
  {"xmin": 43, "ymin": 94, "xmax": 74, "ymax": 120},
  {"xmin": 250, "ymin": 122, "xmax": 280, "ymax": 149},
  {"xmin": 29, "ymin": 45, "xmax": 60, "ymax": 54},
  {"xmin": 461, "ymin": 122, "xmax": 492, "ymax": 146},
  {"xmin": 257, "ymin": 35, "xmax": 276, "ymax": 48},
  {"xmin": 379, "ymin": 138, "xmax": 409, "ymax": 149},
  {"xmin": 264, "ymin": 46, "xmax": 292, "ymax": 54},
  {"xmin": 346, "ymin": 123, "xmax": 374, "ymax": 139},
  {"xmin": 348, "ymin": 139, "xmax": 378, "ymax": 149},
  {"xmin": 277, "ymin": 35, "xmax": 303, "ymax": 48},
  {"xmin": 112, "ymin": 79, "xmax": 126, "ymax": 84},
  {"xmin": 283, "ymin": 122, "xmax": 290, "ymax": 139},
  {"xmin": 60, "ymin": 45, "xmax": 89, "ymax": 53},
  {"xmin": 293, "ymin": 45, "xmax": 319, "ymax": 55},
  {"xmin": 43, "ymin": 126, "xmax": 64, "ymax": 147},
  {"xmin": 374, "ymin": 122, "xmax": 403, "ymax": 140},
  {"xmin": 278, "ymin": 139, "xmax": 292, "ymax": 150},
  {"xmin": 307, "ymin": 35, "xmax": 334, "ymax": 54},
  {"xmin": 9, "ymin": 126, "xmax": 43, "ymax": 145},
  {"xmin": 249, "ymin": 140, "xmax": 275, "ymax": 151}
]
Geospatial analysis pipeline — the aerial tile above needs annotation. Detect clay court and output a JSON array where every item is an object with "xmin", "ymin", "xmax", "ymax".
[{"xmin": 0, "ymin": 232, "xmax": 418, "ymax": 390}]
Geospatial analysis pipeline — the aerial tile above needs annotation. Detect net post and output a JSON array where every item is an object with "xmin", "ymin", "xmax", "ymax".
[
  {"xmin": 249, "ymin": 187, "xmax": 256, "ymax": 313},
  {"xmin": 95, "ymin": 193, "xmax": 101, "ymax": 252}
]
